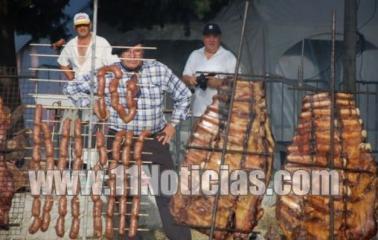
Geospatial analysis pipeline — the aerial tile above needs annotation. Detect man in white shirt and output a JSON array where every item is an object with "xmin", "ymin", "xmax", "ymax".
[
  {"xmin": 57, "ymin": 13, "xmax": 118, "ymax": 130},
  {"xmin": 58, "ymin": 12, "xmax": 118, "ymax": 80},
  {"xmin": 182, "ymin": 23, "xmax": 237, "ymax": 117}
]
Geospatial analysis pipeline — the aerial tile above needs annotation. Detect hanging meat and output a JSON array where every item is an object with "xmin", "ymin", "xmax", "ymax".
[
  {"xmin": 40, "ymin": 122, "xmax": 54, "ymax": 232},
  {"xmin": 277, "ymin": 92, "xmax": 377, "ymax": 240},
  {"xmin": 29, "ymin": 104, "xmax": 43, "ymax": 234},
  {"xmin": 170, "ymin": 80, "xmax": 275, "ymax": 239},
  {"xmin": 69, "ymin": 119, "xmax": 84, "ymax": 239},
  {"xmin": 55, "ymin": 118, "xmax": 71, "ymax": 237},
  {"xmin": 95, "ymin": 65, "xmax": 138, "ymax": 123},
  {"xmin": 0, "ymin": 97, "xmax": 15, "ymax": 229},
  {"xmin": 129, "ymin": 130, "xmax": 150, "ymax": 238},
  {"xmin": 119, "ymin": 131, "xmax": 133, "ymax": 236},
  {"xmin": 92, "ymin": 130, "xmax": 108, "ymax": 238}
]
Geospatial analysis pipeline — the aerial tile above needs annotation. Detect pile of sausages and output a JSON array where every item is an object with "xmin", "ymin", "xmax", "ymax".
[
  {"xmin": 95, "ymin": 65, "xmax": 138, "ymax": 123},
  {"xmin": 28, "ymin": 107, "xmax": 77, "ymax": 237},
  {"xmin": 29, "ymin": 65, "xmax": 147, "ymax": 238}
]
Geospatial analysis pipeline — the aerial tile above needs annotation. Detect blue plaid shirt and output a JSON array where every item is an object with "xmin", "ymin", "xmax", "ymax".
[{"xmin": 63, "ymin": 61, "xmax": 192, "ymax": 134}]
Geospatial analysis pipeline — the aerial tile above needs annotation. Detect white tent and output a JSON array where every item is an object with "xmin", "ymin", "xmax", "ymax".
[{"xmin": 210, "ymin": 0, "xmax": 378, "ymax": 150}]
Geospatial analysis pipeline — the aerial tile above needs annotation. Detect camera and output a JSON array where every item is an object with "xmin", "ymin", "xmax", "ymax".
[{"xmin": 196, "ymin": 74, "xmax": 208, "ymax": 90}]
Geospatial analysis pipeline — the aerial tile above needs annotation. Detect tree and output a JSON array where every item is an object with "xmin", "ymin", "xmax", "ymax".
[
  {"xmin": 96, "ymin": 0, "xmax": 230, "ymax": 36},
  {"xmin": 0, "ymin": 0, "xmax": 70, "ymax": 112}
]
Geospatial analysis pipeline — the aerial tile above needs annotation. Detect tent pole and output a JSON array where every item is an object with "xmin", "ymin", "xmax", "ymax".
[{"xmin": 343, "ymin": 0, "xmax": 357, "ymax": 93}]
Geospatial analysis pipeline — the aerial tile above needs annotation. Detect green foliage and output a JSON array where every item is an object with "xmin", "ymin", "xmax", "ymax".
[
  {"xmin": 5, "ymin": 0, "xmax": 70, "ymax": 40},
  {"xmin": 95, "ymin": 0, "xmax": 230, "ymax": 34}
]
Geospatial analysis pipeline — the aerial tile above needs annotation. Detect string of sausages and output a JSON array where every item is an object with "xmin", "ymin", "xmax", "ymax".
[
  {"xmin": 69, "ymin": 119, "xmax": 83, "ymax": 239},
  {"xmin": 28, "ymin": 104, "xmax": 43, "ymax": 234},
  {"xmin": 119, "ymin": 131, "xmax": 133, "ymax": 236},
  {"xmin": 93, "ymin": 130, "xmax": 108, "ymax": 238},
  {"xmin": 129, "ymin": 130, "xmax": 150, "ymax": 238},
  {"xmin": 40, "ymin": 122, "xmax": 54, "ymax": 232},
  {"xmin": 55, "ymin": 118, "xmax": 71, "ymax": 237},
  {"xmin": 95, "ymin": 65, "xmax": 138, "ymax": 123},
  {"xmin": 105, "ymin": 130, "xmax": 126, "ymax": 239}
]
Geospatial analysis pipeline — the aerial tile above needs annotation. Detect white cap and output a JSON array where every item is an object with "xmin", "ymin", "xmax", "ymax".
[{"xmin": 73, "ymin": 12, "xmax": 91, "ymax": 26}]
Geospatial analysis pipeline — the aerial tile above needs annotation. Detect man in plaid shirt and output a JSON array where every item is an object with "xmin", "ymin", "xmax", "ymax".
[
  {"xmin": 63, "ymin": 43, "xmax": 191, "ymax": 144},
  {"xmin": 63, "ymin": 34, "xmax": 192, "ymax": 240}
]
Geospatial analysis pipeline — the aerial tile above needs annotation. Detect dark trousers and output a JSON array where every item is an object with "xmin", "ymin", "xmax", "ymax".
[{"xmin": 107, "ymin": 129, "xmax": 192, "ymax": 240}]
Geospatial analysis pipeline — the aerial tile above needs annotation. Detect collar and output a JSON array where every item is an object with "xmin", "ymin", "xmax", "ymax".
[
  {"xmin": 202, "ymin": 46, "xmax": 224, "ymax": 59},
  {"xmin": 119, "ymin": 61, "xmax": 144, "ymax": 73}
]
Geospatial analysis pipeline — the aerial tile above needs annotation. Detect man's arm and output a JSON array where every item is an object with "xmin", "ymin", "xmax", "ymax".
[
  {"xmin": 157, "ymin": 65, "xmax": 192, "ymax": 145},
  {"xmin": 57, "ymin": 44, "xmax": 75, "ymax": 80},
  {"xmin": 60, "ymin": 65, "xmax": 75, "ymax": 80},
  {"xmin": 182, "ymin": 51, "xmax": 198, "ymax": 87},
  {"xmin": 62, "ymin": 74, "xmax": 93, "ymax": 107}
]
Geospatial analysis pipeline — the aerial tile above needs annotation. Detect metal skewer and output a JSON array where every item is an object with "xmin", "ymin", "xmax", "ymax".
[{"xmin": 208, "ymin": 0, "xmax": 251, "ymax": 239}]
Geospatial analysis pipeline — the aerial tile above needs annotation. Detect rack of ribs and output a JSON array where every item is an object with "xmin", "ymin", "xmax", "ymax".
[
  {"xmin": 277, "ymin": 92, "xmax": 377, "ymax": 240},
  {"xmin": 170, "ymin": 80, "xmax": 275, "ymax": 239}
]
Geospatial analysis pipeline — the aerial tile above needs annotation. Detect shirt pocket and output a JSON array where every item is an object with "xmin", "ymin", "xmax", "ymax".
[{"xmin": 138, "ymin": 83, "xmax": 162, "ymax": 109}]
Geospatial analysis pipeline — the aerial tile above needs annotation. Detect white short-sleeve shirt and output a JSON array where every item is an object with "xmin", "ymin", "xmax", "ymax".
[
  {"xmin": 57, "ymin": 35, "xmax": 119, "ymax": 78},
  {"xmin": 183, "ymin": 46, "xmax": 237, "ymax": 117}
]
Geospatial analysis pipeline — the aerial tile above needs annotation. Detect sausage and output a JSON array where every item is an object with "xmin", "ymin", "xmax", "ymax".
[
  {"xmin": 69, "ymin": 120, "xmax": 83, "ymax": 239},
  {"xmin": 69, "ymin": 217, "xmax": 80, "ymax": 239},
  {"xmin": 31, "ymin": 197, "xmax": 41, "ymax": 217},
  {"xmin": 91, "ymin": 129, "xmax": 112, "ymax": 238},
  {"xmin": 106, "ymin": 148, "xmax": 123, "ymax": 239},
  {"xmin": 112, "ymin": 130, "xmax": 127, "ymax": 163},
  {"xmin": 58, "ymin": 196, "xmax": 68, "ymax": 216},
  {"xmin": 96, "ymin": 131, "xmax": 108, "ymax": 166},
  {"xmin": 55, "ymin": 216, "xmax": 65, "ymax": 237},
  {"xmin": 133, "ymin": 130, "xmax": 150, "ymax": 162},
  {"xmin": 28, "ymin": 215, "xmax": 42, "ymax": 234},
  {"xmin": 55, "ymin": 118, "xmax": 71, "ymax": 237},
  {"xmin": 119, "ymin": 197, "xmax": 127, "ymax": 236},
  {"xmin": 29, "ymin": 105, "xmax": 43, "ymax": 234},
  {"xmin": 128, "ymin": 196, "xmax": 141, "ymax": 238},
  {"xmin": 105, "ymin": 216, "xmax": 114, "ymax": 239},
  {"xmin": 129, "ymin": 130, "xmax": 150, "ymax": 238},
  {"xmin": 69, "ymin": 197, "xmax": 80, "ymax": 239},
  {"xmin": 73, "ymin": 119, "xmax": 83, "ymax": 162},
  {"xmin": 109, "ymin": 74, "xmax": 138, "ymax": 123},
  {"xmin": 71, "ymin": 196, "xmax": 80, "ymax": 218},
  {"xmin": 95, "ymin": 65, "xmax": 123, "ymax": 120},
  {"xmin": 105, "ymin": 179, "xmax": 116, "ymax": 239},
  {"xmin": 57, "ymin": 119, "xmax": 71, "ymax": 169},
  {"xmin": 91, "ymin": 133, "xmax": 108, "ymax": 239},
  {"xmin": 93, "ymin": 199, "xmax": 103, "ymax": 238},
  {"xmin": 119, "ymin": 131, "xmax": 133, "ymax": 235},
  {"xmin": 38, "ymin": 123, "xmax": 55, "ymax": 232},
  {"xmin": 40, "ymin": 195, "xmax": 54, "ymax": 232},
  {"xmin": 40, "ymin": 211, "xmax": 51, "ymax": 232},
  {"xmin": 93, "ymin": 214, "xmax": 103, "ymax": 238}
]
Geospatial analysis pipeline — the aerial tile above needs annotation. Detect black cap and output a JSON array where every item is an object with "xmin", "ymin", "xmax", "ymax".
[
  {"xmin": 203, "ymin": 23, "xmax": 222, "ymax": 35},
  {"xmin": 112, "ymin": 32, "xmax": 145, "ymax": 56}
]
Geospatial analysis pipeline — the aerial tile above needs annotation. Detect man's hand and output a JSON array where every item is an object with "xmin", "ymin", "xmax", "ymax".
[
  {"xmin": 156, "ymin": 123, "xmax": 176, "ymax": 145},
  {"xmin": 182, "ymin": 75, "xmax": 197, "ymax": 87}
]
